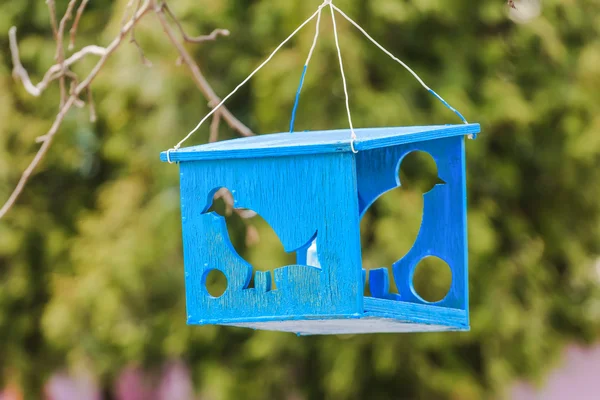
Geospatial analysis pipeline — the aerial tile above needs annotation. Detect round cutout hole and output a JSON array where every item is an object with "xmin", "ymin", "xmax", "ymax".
[
  {"xmin": 412, "ymin": 256, "xmax": 452, "ymax": 303},
  {"xmin": 204, "ymin": 269, "xmax": 228, "ymax": 298}
]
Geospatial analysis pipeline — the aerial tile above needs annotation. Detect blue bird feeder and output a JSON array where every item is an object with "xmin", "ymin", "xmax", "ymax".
[
  {"xmin": 161, "ymin": 1, "xmax": 481, "ymax": 335},
  {"xmin": 160, "ymin": 123, "xmax": 480, "ymax": 335}
]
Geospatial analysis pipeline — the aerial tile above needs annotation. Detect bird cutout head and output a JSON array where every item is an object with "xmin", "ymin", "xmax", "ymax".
[
  {"xmin": 398, "ymin": 151, "xmax": 445, "ymax": 194},
  {"xmin": 204, "ymin": 188, "xmax": 260, "ymax": 248},
  {"xmin": 205, "ymin": 187, "xmax": 256, "ymax": 219}
]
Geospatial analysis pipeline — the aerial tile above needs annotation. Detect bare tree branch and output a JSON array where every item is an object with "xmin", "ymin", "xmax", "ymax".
[
  {"xmin": 130, "ymin": 34, "xmax": 153, "ymax": 66},
  {"xmin": 155, "ymin": 2, "xmax": 253, "ymax": 137},
  {"xmin": 69, "ymin": 0, "xmax": 90, "ymax": 50},
  {"xmin": 130, "ymin": 0, "xmax": 153, "ymax": 66},
  {"xmin": 10, "ymin": 27, "xmax": 106, "ymax": 96},
  {"xmin": 0, "ymin": 0, "xmax": 153, "ymax": 220},
  {"xmin": 66, "ymin": 72, "xmax": 86, "ymax": 108},
  {"xmin": 185, "ymin": 28, "xmax": 230, "ymax": 44},
  {"xmin": 46, "ymin": 0, "xmax": 59, "ymax": 39},
  {"xmin": 209, "ymin": 111, "xmax": 221, "ymax": 143},
  {"xmin": 55, "ymin": 0, "xmax": 79, "ymax": 107},
  {"xmin": 9, "ymin": 27, "xmax": 45, "ymax": 97},
  {"xmin": 2, "ymin": 0, "xmax": 254, "ymax": 219},
  {"xmin": 161, "ymin": 4, "xmax": 229, "ymax": 43},
  {"xmin": 121, "ymin": 0, "xmax": 140, "ymax": 35}
]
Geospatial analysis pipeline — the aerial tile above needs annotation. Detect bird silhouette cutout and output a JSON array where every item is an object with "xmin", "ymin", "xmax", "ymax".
[
  {"xmin": 361, "ymin": 151, "xmax": 445, "ymax": 300},
  {"xmin": 204, "ymin": 188, "xmax": 316, "ymax": 291}
]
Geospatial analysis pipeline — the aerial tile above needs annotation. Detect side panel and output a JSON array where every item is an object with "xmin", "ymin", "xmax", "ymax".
[
  {"xmin": 179, "ymin": 153, "xmax": 362, "ymax": 324},
  {"xmin": 356, "ymin": 136, "xmax": 468, "ymax": 310}
]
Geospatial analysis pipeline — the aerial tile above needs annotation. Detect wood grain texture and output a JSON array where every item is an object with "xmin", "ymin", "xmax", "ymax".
[
  {"xmin": 357, "ymin": 136, "xmax": 469, "ymax": 310},
  {"xmin": 169, "ymin": 124, "xmax": 478, "ymax": 334},
  {"xmin": 160, "ymin": 124, "xmax": 480, "ymax": 162},
  {"xmin": 179, "ymin": 153, "xmax": 363, "ymax": 325}
]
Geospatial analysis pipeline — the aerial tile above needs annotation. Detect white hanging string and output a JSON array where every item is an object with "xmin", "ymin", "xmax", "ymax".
[
  {"xmin": 167, "ymin": 3, "xmax": 330, "ymax": 162},
  {"xmin": 305, "ymin": 8, "xmax": 323, "ymax": 65},
  {"xmin": 330, "ymin": 4, "xmax": 469, "ymax": 125},
  {"xmin": 167, "ymin": 0, "xmax": 470, "ymax": 163},
  {"xmin": 329, "ymin": 2, "xmax": 358, "ymax": 153}
]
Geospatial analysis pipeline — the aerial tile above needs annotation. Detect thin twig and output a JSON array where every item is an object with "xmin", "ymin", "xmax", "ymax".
[
  {"xmin": 55, "ymin": 0, "xmax": 79, "ymax": 107},
  {"xmin": 69, "ymin": 0, "xmax": 90, "ymax": 50},
  {"xmin": 66, "ymin": 71, "xmax": 86, "ymax": 108},
  {"xmin": 121, "ymin": 0, "xmax": 136, "ymax": 33},
  {"xmin": 209, "ymin": 110, "xmax": 221, "ymax": 143},
  {"xmin": 9, "ymin": 27, "xmax": 43, "ymax": 96},
  {"xmin": 185, "ymin": 28, "xmax": 230, "ymax": 44},
  {"xmin": 40, "ymin": 45, "xmax": 107, "ymax": 88},
  {"xmin": 130, "ymin": 0, "xmax": 152, "ymax": 66},
  {"xmin": 4, "ymin": 0, "xmax": 252, "ymax": 219},
  {"xmin": 161, "ymin": 4, "xmax": 229, "ymax": 43},
  {"xmin": 155, "ymin": 2, "xmax": 253, "ymax": 137},
  {"xmin": 0, "ymin": 0, "xmax": 153, "ymax": 220},
  {"xmin": 10, "ymin": 27, "xmax": 106, "ymax": 96},
  {"xmin": 56, "ymin": 0, "xmax": 79, "ymax": 59},
  {"xmin": 130, "ymin": 36, "xmax": 153, "ymax": 66},
  {"xmin": 46, "ymin": 0, "xmax": 59, "ymax": 39}
]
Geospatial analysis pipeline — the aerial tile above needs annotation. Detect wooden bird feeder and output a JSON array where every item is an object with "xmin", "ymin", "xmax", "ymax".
[{"xmin": 160, "ymin": 123, "xmax": 480, "ymax": 335}]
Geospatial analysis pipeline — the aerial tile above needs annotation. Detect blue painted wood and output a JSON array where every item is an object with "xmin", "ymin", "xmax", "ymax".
[
  {"xmin": 179, "ymin": 154, "xmax": 363, "ymax": 324},
  {"xmin": 160, "ymin": 124, "xmax": 480, "ymax": 162},
  {"xmin": 363, "ymin": 297, "xmax": 468, "ymax": 328},
  {"xmin": 356, "ymin": 136, "xmax": 469, "ymax": 310},
  {"xmin": 369, "ymin": 268, "xmax": 401, "ymax": 301},
  {"xmin": 164, "ymin": 124, "xmax": 479, "ymax": 334}
]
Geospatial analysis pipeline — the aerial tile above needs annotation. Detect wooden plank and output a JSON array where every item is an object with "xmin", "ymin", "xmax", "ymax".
[
  {"xmin": 180, "ymin": 153, "xmax": 363, "ymax": 325},
  {"xmin": 160, "ymin": 124, "xmax": 480, "ymax": 162}
]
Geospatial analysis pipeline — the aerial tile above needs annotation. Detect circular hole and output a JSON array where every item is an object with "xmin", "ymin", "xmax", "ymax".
[
  {"xmin": 412, "ymin": 256, "xmax": 452, "ymax": 303},
  {"xmin": 204, "ymin": 269, "xmax": 228, "ymax": 298}
]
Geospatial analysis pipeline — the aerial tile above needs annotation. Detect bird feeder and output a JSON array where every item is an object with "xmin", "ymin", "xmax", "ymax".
[
  {"xmin": 161, "ymin": 1, "xmax": 480, "ymax": 335},
  {"xmin": 160, "ymin": 123, "xmax": 480, "ymax": 335}
]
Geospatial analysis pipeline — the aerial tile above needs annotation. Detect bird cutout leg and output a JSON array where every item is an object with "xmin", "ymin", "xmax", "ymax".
[
  {"xmin": 369, "ymin": 268, "xmax": 402, "ymax": 301},
  {"xmin": 254, "ymin": 271, "xmax": 272, "ymax": 293}
]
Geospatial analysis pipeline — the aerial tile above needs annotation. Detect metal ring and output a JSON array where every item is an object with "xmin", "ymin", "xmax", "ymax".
[{"xmin": 167, "ymin": 149, "xmax": 174, "ymax": 164}]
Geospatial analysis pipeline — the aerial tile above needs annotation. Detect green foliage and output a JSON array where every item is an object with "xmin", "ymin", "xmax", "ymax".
[{"xmin": 0, "ymin": 0, "xmax": 599, "ymax": 398}]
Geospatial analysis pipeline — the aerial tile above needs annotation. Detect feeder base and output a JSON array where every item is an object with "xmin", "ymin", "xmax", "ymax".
[{"xmin": 198, "ymin": 298, "xmax": 470, "ymax": 335}]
